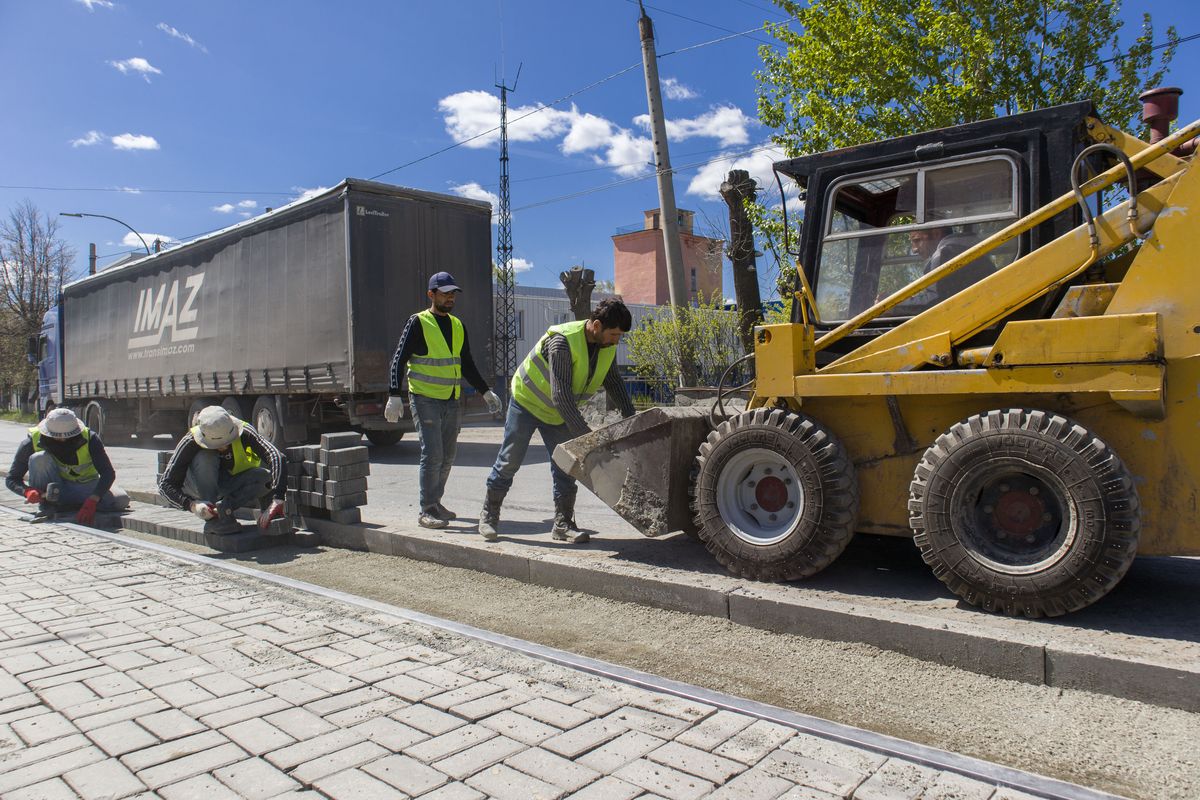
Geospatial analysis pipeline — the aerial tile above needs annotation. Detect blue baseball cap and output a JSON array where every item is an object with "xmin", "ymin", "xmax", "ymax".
[{"xmin": 428, "ymin": 271, "xmax": 461, "ymax": 292}]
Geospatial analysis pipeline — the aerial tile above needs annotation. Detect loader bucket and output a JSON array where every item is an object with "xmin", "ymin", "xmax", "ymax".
[{"xmin": 552, "ymin": 406, "xmax": 711, "ymax": 537}]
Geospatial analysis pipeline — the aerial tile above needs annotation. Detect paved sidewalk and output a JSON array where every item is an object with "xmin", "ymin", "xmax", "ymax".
[{"xmin": 0, "ymin": 517, "xmax": 1059, "ymax": 799}]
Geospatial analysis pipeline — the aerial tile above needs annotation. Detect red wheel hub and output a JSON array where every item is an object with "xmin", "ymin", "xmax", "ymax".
[
  {"xmin": 755, "ymin": 476, "xmax": 788, "ymax": 513},
  {"xmin": 993, "ymin": 491, "xmax": 1044, "ymax": 536}
]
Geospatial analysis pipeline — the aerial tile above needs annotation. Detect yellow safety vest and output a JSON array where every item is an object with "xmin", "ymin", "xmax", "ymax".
[
  {"xmin": 407, "ymin": 310, "xmax": 464, "ymax": 400},
  {"xmin": 189, "ymin": 418, "xmax": 262, "ymax": 475},
  {"xmin": 511, "ymin": 320, "xmax": 615, "ymax": 426},
  {"xmin": 29, "ymin": 427, "xmax": 100, "ymax": 483}
]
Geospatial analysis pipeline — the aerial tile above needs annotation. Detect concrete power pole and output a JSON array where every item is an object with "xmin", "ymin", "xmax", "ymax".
[
  {"xmin": 720, "ymin": 170, "xmax": 763, "ymax": 353},
  {"xmin": 637, "ymin": 2, "xmax": 693, "ymax": 386}
]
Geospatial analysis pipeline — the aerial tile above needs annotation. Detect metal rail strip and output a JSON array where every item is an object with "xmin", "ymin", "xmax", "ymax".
[{"xmin": 0, "ymin": 506, "xmax": 1129, "ymax": 800}]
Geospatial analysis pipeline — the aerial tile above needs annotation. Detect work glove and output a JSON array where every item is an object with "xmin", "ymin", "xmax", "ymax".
[
  {"xmin": 258, "ymin": 498, "xmax": 285, "ymax": 530},
  {"xmin": 484, "ymin": 390, "xmax": 503, "ymax": 416},
  {"xmin": 190, "ymin": 500, "xmax": 217, "ymax": 520},
  {"xmin": 384, "ymin": 396, "xmax": 406, "ymax": 423},
  {"xmin": 23, "ymin": 488, "xmax": 41, "ymax": 505},
  {"xmin": 76, "ymin": 496, "xmax": 99, "ymax": 526}
]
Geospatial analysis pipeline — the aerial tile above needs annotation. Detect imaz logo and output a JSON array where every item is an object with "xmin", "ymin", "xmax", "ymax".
[{"xmin": 128, "ymin": 273, "xmax": 204, "ymax": 349}]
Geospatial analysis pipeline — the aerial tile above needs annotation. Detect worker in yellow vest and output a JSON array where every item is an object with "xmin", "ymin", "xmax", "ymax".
[
  {"xmin": 385, "ymin": 271, "xmax": 502, "ymax": 529},
  {"xmin": 478, "ymin": 298, "xmax": 636, "ymax": 544},
  {"xmin": 158, "ymin": 406, "xmax": 287, "ymax": 535},
  {"xmin": 6, "ymin": 408, "xmax": 129, "ymax": 525}
]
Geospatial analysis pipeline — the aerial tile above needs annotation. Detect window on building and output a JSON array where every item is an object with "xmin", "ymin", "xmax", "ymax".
[
  {"xmin": 515, "ymin": 310, "xmax": 524, "ymax": 339},
  {"xmin": 690, "ymin": 268, "xmax": 697, "ymax": 293}
]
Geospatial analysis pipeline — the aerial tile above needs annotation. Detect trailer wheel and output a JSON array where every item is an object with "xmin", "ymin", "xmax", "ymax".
[
  {"xmin": 691, "ymin": 409, "xmax": 858, "ymax": 581},
  {"xmin": 251, "ymin": 396, "xmax": 285, "ymax": 449},
  {"xmin": 909, "ymin": 408, "xmax": 1140, "ymax": 618},
  {"xmin": 188, "ymin": 398, "xmax": 220, "ymax": 426},
  {"xmin": 364, "ymin": 429, "xmax": 404, "ymax": 447},
  {"xmin": 84, "ymin": 401, "xmax": 131, "ymax": 444},
  {"xmin": 221, "ymin": 396, "xmax": 250, "ymax": 421}
]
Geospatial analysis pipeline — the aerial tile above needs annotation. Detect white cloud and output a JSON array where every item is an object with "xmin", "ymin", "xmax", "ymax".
[
  {"xmin": 449, "ymin": 182, "xmax": 499, "ymax": 209},
  {"xmin": 212, "ymin": 203, "xmax": 235, "ymax": 213},
  {"xmin": 237, "ymin": 200, "xmax": 257, "ymax": 209},
  {"xmin": 76, "ymin": 0, "xmax": 113, "ymax": 10},
  {"xmin": 560, "ymin": 113, "xmax": 615, "ymax": 155},
  {"xmin": 157, "ymin": 22, "xmax": 208, "ymax": 53},
  {"xmin": 118, "ymin": 187, "xmax": 141, "ymax": 194},
  {"xmin": 437, "ymin": 90, "xmax": 574, "ymax": 148},
  {"xmin": 70, "ymin": 130, "xmax": 104, "ymax": 147},
  {"xmin": 109, "ymin": 57, "xmax": 162, "ymax": 82},
  {"xmin": 635, "ymin": 105, "xmax": 753, "ymax": 147},
  {"xmin": 111, "ymin": 133, "xmax": 160, "ymax": 151},
  {"xmin": 511, "ymin": 257, "xmax": 533, "ymax": 273},
  {"xmin": 291, "ymin": 186, "xmax": 329, "ymax": 203},
  {"xmin": 684, "ymin": 142, "xmax": 788, "ymax": 201},
  {"xmin": 238, "ymin": 212, "xmax": 252, "ymax": 218},
  {"xmin": 662, "ymin": 78, "xmax": 698, "ymax": 101},
  {"xmin": 124, "ymin": 232, "xmax": 177, "ymax": 250}
]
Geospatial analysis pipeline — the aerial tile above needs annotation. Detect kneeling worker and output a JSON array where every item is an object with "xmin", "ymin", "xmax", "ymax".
[
  {"xmin": 159, "ymin": 406, "xmax": 287, "ymax": 534},
  {"xmin": 479, "ymin": 297, "xmax": 636, "ymax": 543},
  {"xmin": 6, "ymin": 408, "xmax": 129, "ymax": 524}
]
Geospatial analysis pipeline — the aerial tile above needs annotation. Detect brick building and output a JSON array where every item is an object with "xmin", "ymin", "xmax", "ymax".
[{"xmin": 611, "ymin": 209, "xmax": 724, "ymax": 305}]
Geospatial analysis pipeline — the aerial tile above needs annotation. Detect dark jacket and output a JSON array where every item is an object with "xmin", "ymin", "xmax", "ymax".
[
  {"xmin": 6, "ymin": 433, "xmax": 116, "ymax": 498},
  {"xmin": 158, "ymin": 425, "xmax": 286, "ymax": 509}
]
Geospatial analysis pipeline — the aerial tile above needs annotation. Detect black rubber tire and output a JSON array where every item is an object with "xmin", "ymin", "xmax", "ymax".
[
  {"xmin": 251, "ymin": 396, "xmax": 285, "ymax": 450},
  {"xmin": 909, "ymin": 408, "xmax": 1140, "ymax": 618},
  {"xmin": 85, "ymin": 401, "xmax": 132, "ymax": 444},
  {"xmin": 364, "ymin": 429, "xmax": 404, "ymax": 447},
  {"xmin": 691, "ymin": 408, "xmax": 859, "ymax": 581}
]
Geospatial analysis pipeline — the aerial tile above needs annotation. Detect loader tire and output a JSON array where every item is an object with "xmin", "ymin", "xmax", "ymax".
[
  {"xmin": 909, "ymin": 408, "xmax": 1140, "ymax": 618},
  {"xmin": 691, "ymin": 409, "xmax": 858, "ymax": 581}
]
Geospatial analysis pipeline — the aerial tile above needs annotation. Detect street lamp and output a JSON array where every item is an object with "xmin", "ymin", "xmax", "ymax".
[{"xmin": 59, "ymin": 212, "xmax": 151, "ymax": 255}]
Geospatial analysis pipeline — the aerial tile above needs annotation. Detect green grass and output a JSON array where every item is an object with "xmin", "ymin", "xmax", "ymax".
[{"xmin": 0, "ymin": 410, "xmax": 38, "ymax": 424}]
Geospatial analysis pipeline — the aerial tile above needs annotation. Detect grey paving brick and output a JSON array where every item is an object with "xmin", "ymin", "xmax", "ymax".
[
  {"xmin": 704, "ymin": 764, "xmax": 797, "ymax": 800},
  {"xmin": 562, "ymin": 774, "xmax": 643, "ymax": 800},
  {"xmin": 918, "ymin": 771, "xmax": 997, "ymax": 800},
  {"xmin": 362, "ymin": 753, "xmax": 451, "ymax": 795},
  {"xmin": 312, "ymin": 768, "xmax": 409, "ymax": 800},
  {"xmin": 480, "ymin": 708, "xmax": 561, "ymax": 745},
  {"xmin": 468, "ymin": 762, "xmax": 566, "ymax": 799},
  {"xmin": 409, "ymin": 664, "xmax": 477, "ymax": 691},
  {"xmin": 778, "ymin": 787, "xmax": 845, "ymax": 799},
  {"xmin": 152, "ymin": 680, "xmax": 216, "ymax": 708},
  {"xmin": 159, "ymin": 772, "xmax": 243, "ymax": 799},
  {"xmin": 572, "ymin": 693, "xmax": 624, "ymax": 718},
  {"xmin": 3, "ymin": 777, "xmax": 79, "ymax": 800},
  {"xmin": 213, "ymin": 756, "xmax": 301, "ymax": 799},
  {"xmin": 426, "ymin": 680, "xmax": 503, "ymax": 711},
  {"xmin": 760, "ymin": 750, "xmax": 866, "ymax": 797},
  {"xmin": 264, "ymin": 706, "xmax": 337, "ymax": 740},
  {"xmin": 406, "ymin": 723, "xmax": 498, "ymax": 763},
  {"xmin": 850, "ymin": 758, "xmax": 940, "ymax": 799},
  {"xmin": 75, "ymin": 697, "xmax": 170, "ymax": 732},
  {"xmin": 350, "ymin": 715, "xmax": 429, "ymax": 750},
  {"xmin": 83, "ymin": 671, "xmax": 143, "ymax": 698},
  {"xmin": 265, "ymin": 728, "xmax": 365, "ymax": 771},
  {"xmin": 506, "ymin": 746, "xmax": 603, "ymax": 792},
  {"xmin": 323, "ymin": 696, "xmax": 407, "ymax": 728},
  {"xmin": 85, "ymin": 719, "xmax": 161, "ymax": 757},
  {"xmin": 376, "ymin": 672, "xmax": 442, "ymax": 702},
  {"xmin": 0, "ymin": 744, "xmax": 108, "ymax": 795},
  {"xmin": 578, "ymin": 730, "xmax": 667, "ymax": 773},
  {"xmin": 436, "ymin": 734, "xmax": 526, "ymax": 780},
  {"xmin": 290, "ymin": 740, "xmax": 389, "ymax": 784},
  {"xmin": 613, "ymin": 757, "xmax": 716, "ymax": 800},
  {"xmin": 192, "ymin": 671, "xmax": 255, "ymax": 698},
  {"xmin": 198, "ymin": 695, "xmax": 291, "ymax": 729},
  {"xmin": 122, "ymin": 729, "xmax": 229, "ymax": 772},
  {"xmin": 135, "ymin": 708, "xmax": 206, "ymax": 741},
  {"xmin": 542, "ymin": 717, "xmax": 628, "ymax": 759},
  {"xmin": 392, "ymin": 703, "xmax": 467, "ymax": 735},
  {"xmin": 783, "ymin": 733, "xmax": 888, "ymax": 775},
  {"xmin": 513, "ymin": 696, "xmax": 594, "ymax": 730},
  {"xmin": 450, "ymin": 687, "xmax": 531, "ymax": 721},
  {"xmin": 64, "ymin": 757, "xmax": 147, "ymax": 800},
  {"xmin": 0, "ymin": 731, "xmax": 95, "ymax": 772},
  {"xmin": 303, "ymin": 685, "xmax": 385, "ymax": 717},
  {"xmin": 262, "ymin": 677, "xmax": 329, "ymax": 706},
  {"xmin": 647, "ymin": 740, "xmax": 747, "ymax": 785},
  {"xmin": 135, "ymin": 741, "xmax": 246, "ymax": 789},
  {"xmin": 11, "ymin": 710, "xmax": 77, "ymax": 746},
  {"xmin": 606, "ymin": 706, "xmax": 692, "ymax": 740},
  {"xmin": 220, "ymin": 717, "xmax": 296, "ymax": 755},
  {"xmin": 715, "ymin": 720, "xmax": 797, "ymax": 765},
  {"xmin": 674, "ymin": 709, "xmax": 755, "ymax": 751},
  {"xmin": 490, "ymin": 672, "xmax": 587, "ymax": 705}
]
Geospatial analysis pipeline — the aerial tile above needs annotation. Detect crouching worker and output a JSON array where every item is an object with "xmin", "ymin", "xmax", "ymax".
[
  {"xmin": 6, "ymin": 408, "xmax": 130, "ymax": 525},
  {"xmin": 479, "ymin": 298, "xmax": 636, "ymax": 544},
  {"xmin": 159, "ymin": 406, "xmax": 286, "ymax": 535}
]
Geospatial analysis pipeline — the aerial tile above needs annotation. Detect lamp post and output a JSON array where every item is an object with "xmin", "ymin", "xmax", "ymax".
[{"xmin": 59, "ymin": 212, "xmax": 151, "ymax": 255}]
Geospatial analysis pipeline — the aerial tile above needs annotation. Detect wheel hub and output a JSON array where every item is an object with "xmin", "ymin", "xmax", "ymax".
[
  {"xmin": 716, "ymin": 448, "xmax": 805, "ymax": 546},
  {"xmin": 967, "ymin": 471, "xmax": 1068, "ymax": 570}
]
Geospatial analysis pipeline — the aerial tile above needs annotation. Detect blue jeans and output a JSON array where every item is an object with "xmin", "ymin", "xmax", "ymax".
[
  {"xmin": 486, "ymin": 399, "xmax": 576, "ymax": 502},
  {"xmin": 411, "ymin": 394, "xmax": 462, "ymax": 511},
  {"xmin": 181, "ymin": 451, "xmax": 273, "ymax": 509},
  {"xmin": 27, "ymin": 452, "xmax": 129, "ymax": 510}
]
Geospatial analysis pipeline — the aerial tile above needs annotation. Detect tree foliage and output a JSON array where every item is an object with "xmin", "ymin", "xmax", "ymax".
[
  {"xmin": 625, "ymin": 291, "xmax": 746, "ymax": 389},
  {"xmin": 0, "ymin": 200, "xmax": 76, "ymax": 406}
]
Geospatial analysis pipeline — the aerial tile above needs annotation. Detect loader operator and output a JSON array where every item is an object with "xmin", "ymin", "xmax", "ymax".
[
  {"xmin": 158, "ymin": 406, "xmax": 287, "ymax": 535},
  {"xmin": 385, "ymin": 271, "xmax": 502, "ymax": 530},
  {"xmin": 477, "ymin": 297, "xmax": 636, "ymax": 544},
  {"xmin": 6, "ymin": 408, "xmax": 129, "ymax": 525}
]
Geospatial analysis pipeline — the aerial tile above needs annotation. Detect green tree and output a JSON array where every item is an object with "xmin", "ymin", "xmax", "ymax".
[
  {"xmin": 626, "ymin": 291, "xmax": 746, "ymax": 391},
  {"xmin": 751, "ymin": 0, "xmax": 1177, "ymax": 297}
]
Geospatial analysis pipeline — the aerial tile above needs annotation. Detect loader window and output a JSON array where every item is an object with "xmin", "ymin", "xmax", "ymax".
[{"xmin": 817, "ymin": 154, "xmax": 1020, "ymax": 321}]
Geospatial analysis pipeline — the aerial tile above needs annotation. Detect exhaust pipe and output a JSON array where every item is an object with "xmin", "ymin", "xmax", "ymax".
[{"xmin": 1140, "ymin": 86, "xmax": 1196, "ymax": 157}]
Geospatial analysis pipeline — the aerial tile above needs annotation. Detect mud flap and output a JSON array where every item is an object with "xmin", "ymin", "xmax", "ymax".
[{"xmin": 552, "ymin": 406, "xmax": 711, "ymax": 537}]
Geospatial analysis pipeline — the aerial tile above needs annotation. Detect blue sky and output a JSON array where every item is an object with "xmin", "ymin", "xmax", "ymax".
[{"xmin": 1, "ymin": 0, "xmax": 1195, "ymax": 299}]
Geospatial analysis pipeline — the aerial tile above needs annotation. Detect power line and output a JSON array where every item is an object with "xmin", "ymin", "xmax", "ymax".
[
  {"xmin": 1085, "ymin": 31, "xmax": 1199, "ymax": 68},
  {"xmin": 623, "ymin": 0, "xmax": 778, "ymax": 47}
]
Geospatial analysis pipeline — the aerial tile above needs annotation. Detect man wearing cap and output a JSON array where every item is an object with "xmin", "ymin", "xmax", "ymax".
[
  {"xmin": 385, "ymin": 271, "xmax": 502, "ymax": 529},
  {"xmin": 158, "ymin": 406, "xmax": 287, "ymax": 535},
  {"xmin": 6, "ymin": 408, "xmax": 129, "ymax": 525}
]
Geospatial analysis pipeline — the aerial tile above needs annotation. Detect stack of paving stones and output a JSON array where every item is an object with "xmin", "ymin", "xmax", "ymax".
[{"xmin": 285, "ymin": 432, "xmax": 370, "ymax": 525}]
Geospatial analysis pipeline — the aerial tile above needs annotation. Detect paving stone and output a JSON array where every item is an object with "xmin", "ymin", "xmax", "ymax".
[
  {"xmin": 312, "ymin": 767, "xmax": 409, "ymax": 799},
  {"xmin": 606, "ymin": 706, "xmax": 692, "ymax": 739},
  {"xmin": 706, "ymin": 765, "xmax": 797, "ymax": 799},
  {"xmin": 323, "ymin": 696, "xmax": 407, "ymax": 727},
  {"xmin": 613, "ymin": 757, "xmax": 716, "ymax": 800},
  {"xmin": 414, "ymin": 783, "xmax": 486, "ymax": 800},
  {"xmin": 466, "ymin": 762, "xmax": 565, "ymax": 800},
  {"xmin": 674, "ymin": 709, "xmax": 755, "ymax": 751},
  {"xmin": 715, "ymin": 719, "xmax": 798, "ymax": 765},
  {"xmin": 376, "ymin": 672, "xmax": 442, "ymax": 702},
  {"xmin": 917, "ymin": 771, "xmax": 997, "ymax": 800},
  {"xmin": 542, "ymin": 717, "xmax": 628, "ymax": 759},
  {"xmin": 64, "ymin": 757, "xmax": 147, "ymax": 799},
  {"xmin": 562, "ymin": 774, "xmax": 643, "ymax": 800},
  {"xmin": 480, "ymin": 708, "xmax": 561, "ymax": 745},
  {"xmin": 11, "ymin": 710, "xmax": 77, "ymax": 746},
  {"xmin": 450, "ymin": 687, "xmax": 531, "ymax": 720},
  {"xmin": 214, "ymin": 755, "xmax": 301, "ymax": 799},
  {"xmin": 4, "ymin": 777, "xmax": 79, "ymax": 800},
  {"xmin": 135, "ymin": 708, "xmax": 206, "ymax": 741},
  {"xmin": 152, "ymin": 680, "xmax": 216, "ymax": 708},
  {"xmin": 647, "ymin": 740, "xmax": 747, "ymax": 785},
  {"xmin": 158, "ymin": 772, "xmax": 243, "ymax": 799},
  {"xmin": 135, "ymin": 742, "xmax": 247, "ymax": 789},
  {"xmin": 349, "ymin": 715, "xmax": 429, "ymax": 750},
  {"xmin": 265, "ymin": 728, "xmax": 365, "ymax": 771},
  {"xmin": 759, "ymin": 750, "xmax": 866, "ymax": 797},
  {"xmin": 578, "ymin": 730, "xmax": 667, "ymax": 773},
  {"xmin": 779, "ymin": 787, "xmax": 846, "ymax": 799},
  {"xmin": 220, "ymin": 717, "xmax": 296, "ymax": 755},
  {"xmin": 513, "ymin": 696, "xmax": 595, "ymax": 730},
  {"xmin": 362, "ymin": 753, "xmax": 451, "ymax": 795},
  {"xmin": 289, "ymin": 740, "xmax": 389, "ymax": 784},
  {"xmin": 783, "ymin": 733, "xmax": 888, "ymax": 775},
  {"xmin": 0, "ymin": 744, "xmax": 108, "ymax": 795},
  {"xmin": 85, "ymin": 719, "xmax": 161, "ymax": 757},
  {"xmin": 303, "ymin": 685, "xmax": 385, "ymax": 717},
  {"xmin": 392, "ymin": 703, "xmax": 467, "ymax": 735},
  {"xmin": 405, "ymin": 724, "xmax": 498, "ymax": 763},
  {"xmin": 436, "ymin": 734, "xmax": 526, "ymax": 780},
  {"xmin": 264, "ymin": 706, "xmax": 336, "ymax": 740},
  {"xmin": 506, "ymin": 746, "xmax": 603, "ymax": 792},
  {"xmin": 122, "ymin": 729, "xmax": 230, "ymax": 772},
  {"xmin": 426, "ymin": 680, "xmax": 504, "ymax": 711}
]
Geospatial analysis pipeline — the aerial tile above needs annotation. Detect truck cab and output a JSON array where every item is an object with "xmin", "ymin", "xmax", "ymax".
[{"xmin": 30, "ymin": 304, "xmax": 61, "ymax": 416}]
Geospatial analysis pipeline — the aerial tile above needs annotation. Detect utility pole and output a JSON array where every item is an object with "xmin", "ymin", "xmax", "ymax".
[
  {"xmin": 492, "ymin": 65, "xmax": 522, "ymax": 403},
  {"xmin": 637, "ymin": 2, "xmax": 694, "ymax": 386},
  {"xmin": 88, "ymin": 243, "xmax": 96, "ymax": 276},
  {"xmin": 720, "ymin": 169, "xmax": 764, "ymax": 353}
]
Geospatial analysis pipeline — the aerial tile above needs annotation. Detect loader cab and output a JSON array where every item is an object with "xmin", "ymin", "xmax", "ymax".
[{"xmin": 774, "ymin": 101, "xmax": 1094, "ymax": 361}]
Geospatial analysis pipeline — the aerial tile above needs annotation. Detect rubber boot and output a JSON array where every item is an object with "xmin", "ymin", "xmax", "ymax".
[
  {"xmin": 551, "ymin": 494, "xmax": 589, "ymax": 544},
  {"xmin": 477, "ymin": 489, "xmax": 504, "ymax": 542}
]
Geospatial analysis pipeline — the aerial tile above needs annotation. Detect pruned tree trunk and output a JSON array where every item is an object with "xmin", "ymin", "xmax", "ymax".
[
  {"xmin": 559, "ymin": 265, "xmax": 596, "ymax": 321},
  {"xmin": 720, "ymin": 170, "xmax": 764, "ymax": 353}
]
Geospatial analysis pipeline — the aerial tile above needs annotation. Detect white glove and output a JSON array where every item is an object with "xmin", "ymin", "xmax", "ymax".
[
  {"xmin": 384, "ymin": 396, "xmax": 406, "ymax": 423},
  {"xmin": 484, "ymin": 390, "xmax": 502, "ymax": 416},
  {"xmin": 191, "ymin": 501, "xmax": 216, "ymax": 520}
]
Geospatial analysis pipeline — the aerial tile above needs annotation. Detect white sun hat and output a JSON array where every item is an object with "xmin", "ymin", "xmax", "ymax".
[
  {"xmin": 194, "ymin": 406, "xmax": 241, "ymax": 449},
  {"xmin": 37, "ymin": 408, "xmax": 84, "ymax": 440}
]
